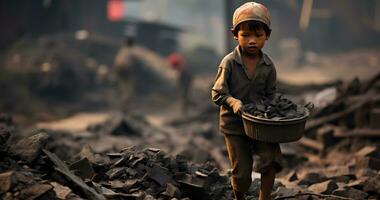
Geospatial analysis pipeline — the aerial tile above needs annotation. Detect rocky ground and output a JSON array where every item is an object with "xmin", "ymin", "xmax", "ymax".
[{"xmin": 1, "ymin": 69, "xmax": 380, "ymax": 199}]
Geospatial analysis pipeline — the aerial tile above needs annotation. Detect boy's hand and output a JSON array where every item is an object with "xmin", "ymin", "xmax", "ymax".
[
  {"xmin": 226, "ymin": 97, "xmax": 243, "ymax": 115},
  {"xmin": 232, "ymin": 100, "xmax": 243, "ymax": 115}
]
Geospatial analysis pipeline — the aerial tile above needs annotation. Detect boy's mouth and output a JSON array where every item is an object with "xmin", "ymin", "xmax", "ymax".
[{"xmin": 247, "ymin": 46, "xmax": 258, "ymax": 51}]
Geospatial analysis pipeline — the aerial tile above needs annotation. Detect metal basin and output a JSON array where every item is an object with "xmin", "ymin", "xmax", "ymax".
[{"xmin": 241, "ymin": 108, "xmax": 309, "ymax": 143}]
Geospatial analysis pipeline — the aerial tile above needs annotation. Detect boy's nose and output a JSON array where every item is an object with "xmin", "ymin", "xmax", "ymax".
[{"xmin": 249, "ymin": 38, "xmax": 257, "ymax": 44}]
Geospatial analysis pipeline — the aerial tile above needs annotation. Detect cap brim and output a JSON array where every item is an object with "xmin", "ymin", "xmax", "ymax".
[{"xmin": 232, "ymin": 18, "xmax": 271, "ymax": 31}]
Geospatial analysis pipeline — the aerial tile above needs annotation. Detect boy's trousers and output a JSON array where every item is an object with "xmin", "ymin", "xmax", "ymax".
[{"xmin": 224, "ymin": 134, "xmax": 283, "ymax": 192}]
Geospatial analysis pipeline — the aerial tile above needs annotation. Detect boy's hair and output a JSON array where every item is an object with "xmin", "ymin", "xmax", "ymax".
[{"xmin": 232, "ymin": 20, "xmax": 271, "ymax": 37}]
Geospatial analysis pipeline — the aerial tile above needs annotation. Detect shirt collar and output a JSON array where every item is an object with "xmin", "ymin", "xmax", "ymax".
[{"xmin": 232, "ymin": 46, "xmax": 272, "ymax": 66}]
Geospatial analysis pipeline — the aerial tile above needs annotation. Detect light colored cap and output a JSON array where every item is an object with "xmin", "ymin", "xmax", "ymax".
[{"xmin": 232, "ymin": 2, "xmax": 271, "ymax": 31}]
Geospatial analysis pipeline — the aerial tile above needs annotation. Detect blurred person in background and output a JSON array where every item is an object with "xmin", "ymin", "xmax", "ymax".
[
  {"xmin": 167, "ymin": 52, "xmax": 193, "ymax": 116},
  {"xmin": 113, "ymin": 37, "xmax": 139, "ymax": 111}
]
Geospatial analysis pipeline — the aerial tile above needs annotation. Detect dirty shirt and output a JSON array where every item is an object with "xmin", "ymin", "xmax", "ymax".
[{"xmin": 211, "ymin": 46, "xmax": 277, "ymax": 135}]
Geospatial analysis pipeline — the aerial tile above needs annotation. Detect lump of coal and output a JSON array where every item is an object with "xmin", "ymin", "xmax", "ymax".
[{"xmin": 244, "ymin": 94, "xmax": 307, "ymax": 120}]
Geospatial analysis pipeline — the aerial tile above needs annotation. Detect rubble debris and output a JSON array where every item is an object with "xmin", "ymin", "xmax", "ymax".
[
  {"xmin": 9, "ymin": 132, "xmax": 49, "ymax": 163},
  {"xmin": 50, "ymin": 181, "xmax": 72, "ymax": 200},
  {"xmin": 307, "ymin": 180, "xmax": 338, "ymax": 195},
  {"xmin": 369, "ymin": 108, "xmax": 380, "ymax": 129},
  {"xmin": 332, "ymin": 187, "xmax": 368, "ymax": 199},
  {"xmin": 87, "ymin": 114, "xmax": 141, "ymax": 136},
  {"xmin": 298, "ymin": 137, "xmax": 323, "ymax": 152},
  {"xmin": 355, "ymin": 156, "xmax": 380, "ymax": 171},
  {"xmin": 284, "ymin": 170, "xmax": 298, "ymax": 182},
  {"xmin": 272, "ymin": 186, "xmax": 301, "ymax": 199},
  {"xmin": 43, "ymin": 149, "xmax": 106, "ymax": 200},
  {"xmin": 362, "ymin": 173, "xmax": 380, "ymax": 193},
  {"xmin": 335, "ymin": 128, "xmax": 380, "ymax": 138},
  {"xmin": 17, "ymin": 183, "xmax": 55, "ymax": 200},
  {"xmin": 147, "ymin": 164, "xmax": 176, "ymax": 186},
  {"xmin": 69, "ymin": 157, "xmax": 96, "ymax": 180},
  {"xmin": 78, "ymin": 145, "xmax": 110, "ymax": 167},
  {"xmin": 2, "ymin": 70, "xmax": 380, "ymax": 200},
  {"xmin": 0, "ymin": 125, "xmax": 11, "ymax": 147},
  {"xmin": 355, "ymin": 146, "xmax": 379, "ymax": 158},
  {"xmin": 298, "ymin": 172, "xmax": 328, "ymax": 186},
  {"xmin": 0, "ymin": 171, "xmax": 16, "ymax": 195}
]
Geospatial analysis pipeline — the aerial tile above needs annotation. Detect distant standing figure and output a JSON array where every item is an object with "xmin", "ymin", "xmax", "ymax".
[
  {"xmin": 167, "ymin": 52, "xmax": 193, "ymax": 115},
  {"xmin": 113, "ymin": 37, "xmax": 138, "ymax": 110}
]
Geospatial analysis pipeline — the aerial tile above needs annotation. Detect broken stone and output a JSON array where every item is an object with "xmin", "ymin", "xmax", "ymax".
[
  {"xmin": 110, "ymin": 179, "xmax": 139, "ymax": 190},
  {"xmin": 9, "ymin": 132, "xmax": 49, "ymax": 163},
  {"xmin": 195, "ymin": 170, "xmax": 208, "ymax": 178},
  {"xmin": 355, "ymin": 168, "xmax": 378, "ymax": 178},
  {"xmin": 87, "ymin": 114, "xmax": 140, "ymax": 136},
  {"xmin": 17, "ymin": 183, "xmax": 54, "ymax": 200},
  {"xmin": 163, "ymin": 183, "xmax": 180, "ymax": 198},
  {"xmin": 369, "ymin": 108, "xmax": 380, "ymax": 129},
  {"xmin": 131, "ymin": 156, "xmax": 146, "ymax": 167},
  {"xmin": 147, "ymin": 148, "xmax": 161, "ymax": 153},
  {"xmin": 316, "ymin": 125, "xmax": 337, "ymax": 151},
  {"xmin": 285, "ymin": 170, "xmax": 298, "ymax": 182},
  {"xmin": 328, "ymin": 175, "xmax": 352, "ymax": 183},
  {"xmin": 2, "ymin": 192, "xmax": 13, "ymax": 200},
  {"xmin": 298, "ymin": 172, "xmax": 328, "ymax": 186},
  {"xmin": 147, "ymin": 165, "xmax": 175, "ymax": 186},
  {"xmin": 0, "ymin": 125, "xmax": 11, "ymax": 147},
  {"xmin": 100, "ymin": 186, "xmax": 143, "ymax": 199},
  {"xmin": 272, "ymin": 186, "xmax": 300, "ymax": 199},
  {"xmin": 346, "ymin": 178, "xmax": 366, "ymax": 189},
  {"xmin": 126, "ymin": 168, "xmax": 138, "ymax": 177},
  {"xmin": 70, "ymin": 157, "xmax": 96, "ymax": 180},
  {"xmin": 14, "ymin": 171, "xmax": 36, "ymax": 185},
  {"xmin": 368, "ymin": 195, "xmax": 380, "ymax": 200},
  {"xmin": 106, "ymin": 167, "xmax": 126, "ymax": 180},
  {"xmin": 144, "ymin": 194, "xmax": 155, "ymax": 200},
  {"xmin": 0, "ymin": 113, "xmax": 13, "ymax": 125},
  {"xmin": 0, "ymin": 171, "xmax": 17, "ymax": 195},
  {"xmin": 325, "ymin": 165, "xmax": 351, "ymax": 177},
  {"xmin": 51, "ymin": 181, "xmax": 72, "ymax": 200},
  {"xmin": 106, "ymin": 152, "xmax": 123, "ymax": 158},
  {"xmin": 355, "ymin": 156, "xmax": 380, "ymax": 171},
  {"xmin": 355, "ymin": 146, "xmax": 379, "ymax": 158},
  {"xmin": 307, "ymin": 180, "xmax": 338, "ymax": 194},
  {"xmin": 362, "ymin": 174, "xmax": 380, "ymax": 193},
  {"xmin": 43, "ymin": 149, "xmax": 106, "ymax": 200},
  {"xmin": 174, "ymin": 172, "xmax": 207, "ymax": 189},
  {"xmin": 175, "ymin": 154, "xmax": 188, "ymax": 172},
  {"xmin": 112, "ymin": 156, "xmax": 128, "ymax": 167},
  {"xmin": 79, "ymin": 145, "xmax": 110, "ymax": 167},
  {"xmin": 332, "ymin": 187, "xmax": 368, "ymax": 199}
]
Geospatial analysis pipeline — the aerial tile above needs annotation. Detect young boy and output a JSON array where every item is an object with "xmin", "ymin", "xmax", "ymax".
[{"xmin": 211, "ymin": 2, "xmax": 282, "ymax": 200}]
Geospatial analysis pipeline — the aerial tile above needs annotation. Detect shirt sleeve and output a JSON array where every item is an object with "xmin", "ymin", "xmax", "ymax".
[
  {"xmin": 265, "ymin": 65, "xmax": 277, "ymax": 99},
  {"xmin": 211, "ymin": 66, "xmax": 232, "ymax": 106}
]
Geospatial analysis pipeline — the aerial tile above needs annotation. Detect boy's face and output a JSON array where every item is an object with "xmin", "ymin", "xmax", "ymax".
[{"xmin": 234, "ymin": 22, "xmax": 268, "ymax": 56}]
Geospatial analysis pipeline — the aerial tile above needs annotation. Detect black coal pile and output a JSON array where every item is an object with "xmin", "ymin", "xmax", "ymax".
[
  {"xmin": 0, "ymin": 114, "xmax": 268, "ymax": 200},
  {"xmin": 244, "ymin": 94, "xmax": 307, "ymax": 120}
]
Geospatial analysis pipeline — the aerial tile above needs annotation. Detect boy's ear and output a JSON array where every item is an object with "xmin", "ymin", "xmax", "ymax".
[
  {"xmin": 231, "ymin": 29, "xmax": 238, "ymax": 40},
  {"xmin": 266, "ymin": 30, "xmax": 272, "ymax": 40}
]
